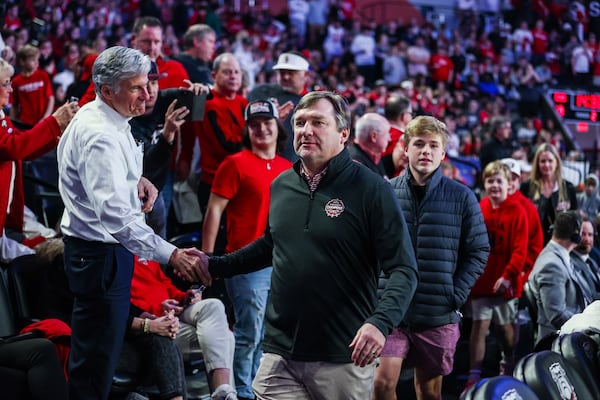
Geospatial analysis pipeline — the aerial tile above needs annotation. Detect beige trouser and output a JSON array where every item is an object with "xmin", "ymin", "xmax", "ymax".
[{"xmin": 253, "ymin": 352, "xmax": 376, "ymax": 400}]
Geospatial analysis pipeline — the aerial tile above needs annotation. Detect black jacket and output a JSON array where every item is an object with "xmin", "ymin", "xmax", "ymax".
[{"xmin": 210, "ymin": 149, "xmax": 418, "ymax": 362}]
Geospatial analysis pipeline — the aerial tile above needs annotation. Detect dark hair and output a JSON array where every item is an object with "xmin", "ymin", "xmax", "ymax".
[
  {"xmin": 241, "ymin": 119, "xmax": 289, "ymax": 154},
  {"xmin": 132, "ymin": 16, "xmax": 163, "ymax": 35},
  {"xmin": 553, "ymin": 211, "xmax": 581, "ymax": 242}
]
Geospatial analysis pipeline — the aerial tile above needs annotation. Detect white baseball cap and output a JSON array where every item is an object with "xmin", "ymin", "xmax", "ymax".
[
  {"xmin": 501, "ymin": 158, "xmax": 521, "ymax": 177},
  {"xmin": 273, "ymin": 52, "xmax": 309, "ymax": 71}
]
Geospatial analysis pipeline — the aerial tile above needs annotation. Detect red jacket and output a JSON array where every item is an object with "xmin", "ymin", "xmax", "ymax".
[
  {"xmin": 130, "ymin": 256, "xmax": 186, "ymax": 317},
  {"xmin": 472, "ymin": 194, "xmax": 528, "ymax": 298},
  {"xmin": 0, "ymin": 113, "xmax": 61, "ymax": 234}
]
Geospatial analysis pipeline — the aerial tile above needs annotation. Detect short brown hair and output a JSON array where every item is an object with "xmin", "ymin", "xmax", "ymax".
[
  {"xmin": 16, "ymin": 44, "xmax": 40, "ymax": 62},
  {"xmin": 403, "ymin": 115, "xmax": 448, "ymax": 149}
]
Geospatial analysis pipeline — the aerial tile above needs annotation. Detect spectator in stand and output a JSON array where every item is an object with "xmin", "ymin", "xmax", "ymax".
[
  {"xmin": 406, "ymin": 36, "xmax": 431, "ymax": 79},
  {"xmin": 130, "ymin": 257, "xmax": 237, "ymax": 400},
  {"xmin": 528, "ymin": 211, "xmax": 588, "ymax": 342},
  {"xmin": 571, "ymin": 38, "xmax": 594, "ymax": 87},
  {"xmin": 350, "ymin": 24, "xmax": 377, "ymax": 87},
  {"xmin": 570, "ymin": 218, "xmax": 600, "ymax": 302},
  {"xmin": 501, "ymin": 158, "xmax": 544, "ymax": 281},
  {"xmin": 174, "ymin": 24, "xmax": 216, "ymax": 85},
  {"xmin": 465, "ymin": 161, "xmax": 528, "ymax": 390},
  {"xmin": 349, "ymin": 112, "xmax": 390, "ymax": 178},
  {"xmin": 248, "ymin": 51, "xmax": 309, "ymax": 162},
  {"xmin": 288, "ymin": 0, "xmax": 309, "ymax": 46},
  {"xmin": 131, "ymin": 16, "xmax": 190, "ymax": 91},
  {"xmin": 577, "ymin": 175, "xmax": 600, "ymax": 218},
  {"xmin": 323, "ymin": 18, "xmax": 346, "ymax": 63},
  {"xmin": 306, "ymin": 0, "xmax": 329, "ymax": 48},
  {"xmin": 429, "ymin": 44, "xmax": 454, "ymax": 89},
  {"xmin": 531, "ymin": 19, "xmax": 548, "ymax": 66},
  {"xmin": 0, "ymin": 338, "xmax": 68, "ymax": 400},
  {"xmin": 202, "ymin": 99, "xmax": 292, "ymax": 400},
  {"xmin": 479, "ymin": 117, "xmax": 517, "ymax": 171},
  {"xmin": 512, "ymin": 20, "xmax": 533, "ymax": 62},
  {"xmin": 196, "ymin": 52, "xmax": 248, "ymax": 214},
  {"xmin": 382, "ymin": 44, "xmax": 407, "ymax": 86},
  {"xmin": 0, "ymin": 57, "xmax": 77, "ymax": 262},
  {"xmin": 9, "ymin": 44, "xmax": 55, "ymax": 127},
  {"xmin": 521, "ymin": 143, "xmax": 578, "ymax": 245},
  {"xmin": 373, "ymin": 115, "xmax": 488, "ymax": 400},
  {"xmin": 382, "ymin": 95, "xmax": 412, "ymax": 178}
]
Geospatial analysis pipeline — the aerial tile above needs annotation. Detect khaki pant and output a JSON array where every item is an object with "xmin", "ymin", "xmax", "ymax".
[{"xmin": 253, "ymin": 352, "xmax": 376, "ymax": 400}]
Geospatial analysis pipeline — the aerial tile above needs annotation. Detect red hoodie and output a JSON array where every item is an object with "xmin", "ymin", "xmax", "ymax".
[{"xmin": 471, "ymin": 194, "xmax": 528, "ymax": 298}]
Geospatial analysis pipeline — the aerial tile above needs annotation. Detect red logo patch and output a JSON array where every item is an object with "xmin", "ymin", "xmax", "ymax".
[{"xmin": 325, "ymin": 199, "xmax": 345, "ymax": 218}]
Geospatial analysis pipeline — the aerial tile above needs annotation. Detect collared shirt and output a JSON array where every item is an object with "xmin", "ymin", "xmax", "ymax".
[
  {"xmin": 57, "ymin": 98, "xmax": 175, "ymax": 264},
  {"xmin": 300, "ymin": 163, "xmax": 328, "ymax": 192}
]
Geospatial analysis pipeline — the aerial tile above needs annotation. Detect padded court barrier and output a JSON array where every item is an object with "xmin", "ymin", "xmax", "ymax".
[
  {"xmin": 552, "ymin": 332, "xmax": 600, "ymax": 399},
  {"xmin": 513, "ymin": 350, "xmax": 595, "ymax": 399}
]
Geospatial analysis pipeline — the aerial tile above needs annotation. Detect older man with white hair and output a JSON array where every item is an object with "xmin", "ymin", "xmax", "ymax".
[{"xmin": 349, "ymin": 113, "xmax": 391, "ymax": 178}]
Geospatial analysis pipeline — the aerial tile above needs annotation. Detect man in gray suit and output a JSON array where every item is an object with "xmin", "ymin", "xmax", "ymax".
[{"xmin": 529, "ymin": 211, "xmax": 588, "ymax": 342}]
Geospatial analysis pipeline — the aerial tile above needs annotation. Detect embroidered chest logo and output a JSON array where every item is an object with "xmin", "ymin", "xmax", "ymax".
[{"xmin": 325, "ymin": 198, "xmax": 345, "ymax": 218}]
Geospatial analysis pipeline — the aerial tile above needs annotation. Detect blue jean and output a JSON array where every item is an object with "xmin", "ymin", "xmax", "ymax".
[{"xmin": 225, "ymin": 267, "xmax": 272, "ymax": 399}]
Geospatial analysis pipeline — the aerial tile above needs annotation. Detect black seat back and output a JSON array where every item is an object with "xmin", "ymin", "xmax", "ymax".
[
  {"xmin": 513, "ymin": 350, "xmax": 595, "ymax": 399},
  {"xmin": 552, "ymin": 332, "xmax": 600, "ymax": 397},
  {"xmin": 461, "ymin": 376, "xmax": 539, "ymax": 400}
]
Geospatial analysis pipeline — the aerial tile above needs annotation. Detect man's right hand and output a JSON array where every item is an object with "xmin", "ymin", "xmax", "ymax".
[{"xmin": 169, "ymin": 248, "xmax": 212, "ymax": 286}]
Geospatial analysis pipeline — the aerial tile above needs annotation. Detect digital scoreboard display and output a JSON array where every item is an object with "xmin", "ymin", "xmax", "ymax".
[{"xmin": 549, "ymin": 90, "xmax": 600, "ymax": 123}]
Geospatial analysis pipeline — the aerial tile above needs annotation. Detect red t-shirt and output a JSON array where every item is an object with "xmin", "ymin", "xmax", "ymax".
[
  {"xmin": 429, "ymin": 53, "xmax": 454, "ymax": 82},
  {"xmin": 532, "ymin": 28, "xmax": 548, "ymax": 55},
  {"xmin": 383, "ymin": 126, "xmax": 403, "ymax": 157},
  {"xmin": 196, "ymin": 91, "xmax": 248, "ymax": 185},
  {"xmin": 11, "ymin": 69, "xmax": 54, "ymax": 126},
  {"xmin": 211, "ymin": 149, "xmax": 291, "ymax": 252}
]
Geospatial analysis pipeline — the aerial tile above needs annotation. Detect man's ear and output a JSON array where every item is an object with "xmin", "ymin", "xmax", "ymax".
[{"xmin": 340, "ymin": 128, "xmax": 350, "ymax": 144}]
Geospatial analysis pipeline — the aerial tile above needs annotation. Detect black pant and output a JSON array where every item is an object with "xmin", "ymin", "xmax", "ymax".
[
  {"xmin": 0, "ymin": 338, "xmax": 67, "ymax": 400},
  {"xmin": 63, "ymin": 236, "xmax": 134, "ymax": 400}
]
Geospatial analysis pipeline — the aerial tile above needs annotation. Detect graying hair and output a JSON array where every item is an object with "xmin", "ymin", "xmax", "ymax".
[
  {"xmin": 355, "ymin": 113, "xmax": 387, "ymax": 142},
  {"xmin": 293, "ymin": 91, "xmax": 351, "ymax": 132},
  {"xmin": 0, "ymin": 57, "xmax": 15, "ymax": 77},
  {"xmin": 182, "ymin": 24, "xmax": 216, "ymax": 49},
  {"xmin": 92, "ymin": 46, "xmax": 150, "ymax": 96}
]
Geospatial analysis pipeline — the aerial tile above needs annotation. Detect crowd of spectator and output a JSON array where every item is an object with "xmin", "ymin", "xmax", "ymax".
[{"xmin": 1, "ymin": 0, "xmax": 598, "ymax": 176}]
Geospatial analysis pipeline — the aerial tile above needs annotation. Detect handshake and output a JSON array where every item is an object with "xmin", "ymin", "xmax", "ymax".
[{"xmin": 168, "ymin": 248, "xmax": 213, "ymax": 286}]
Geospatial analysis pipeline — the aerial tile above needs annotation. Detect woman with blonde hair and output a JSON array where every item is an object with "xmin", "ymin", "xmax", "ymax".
[{"xmin": 520, "ymin": 143, "xmax": 577, "ymax": 244}]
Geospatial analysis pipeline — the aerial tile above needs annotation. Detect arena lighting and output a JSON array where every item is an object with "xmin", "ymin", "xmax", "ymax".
[{"xmin": 548, "ymin": 90, "xmax": 600, "ymax": 124}]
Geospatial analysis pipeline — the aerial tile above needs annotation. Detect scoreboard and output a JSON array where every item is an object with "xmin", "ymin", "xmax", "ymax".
[{"xmin": 549, "ymin": 90, "xmax": 600, "ymax": 123}]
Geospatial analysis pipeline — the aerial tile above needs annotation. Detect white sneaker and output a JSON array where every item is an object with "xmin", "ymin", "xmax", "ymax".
[{"xmin": 211, "ymin": 383, "xmax": 238, "ymax": 400}]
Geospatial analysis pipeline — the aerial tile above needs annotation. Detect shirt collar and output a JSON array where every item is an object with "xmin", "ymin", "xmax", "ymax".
[{"xmin": 300, "ymin": 163, "xmax": 328, "ymax": 192}]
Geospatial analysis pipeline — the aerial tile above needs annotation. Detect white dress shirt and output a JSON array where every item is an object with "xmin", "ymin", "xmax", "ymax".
[{"xmin": 58, "ymin": 98, "xmax": 176, "ymax": 264}]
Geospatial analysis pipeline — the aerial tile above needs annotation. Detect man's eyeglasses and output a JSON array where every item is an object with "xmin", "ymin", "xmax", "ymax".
[{"xmin": 0, "ymin": 81, "xmax": 11, "ymax": 88}]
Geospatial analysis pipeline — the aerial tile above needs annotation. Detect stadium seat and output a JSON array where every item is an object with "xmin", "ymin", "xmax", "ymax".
[{"xmin": 460, "ymin": 375, "xmax": 539, "ymax": 400}]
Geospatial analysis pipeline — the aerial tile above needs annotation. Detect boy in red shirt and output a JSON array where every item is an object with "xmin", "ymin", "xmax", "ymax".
[
  {"xmin": 466, "ymin": 161, "xmax": 528, "ymax": 390},
  {"xmin": 10, "ymin": 44, "xmax": 55, "ymax": 126}
]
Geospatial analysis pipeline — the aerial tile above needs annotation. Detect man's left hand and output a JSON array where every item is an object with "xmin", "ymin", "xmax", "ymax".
[
  {"xmin": 138, "ymin": 176, "xmax": 158, "ymax": 213},
  {"xmin": 349, "ymin": 322, "xmax": 385, "ymax": 367}
]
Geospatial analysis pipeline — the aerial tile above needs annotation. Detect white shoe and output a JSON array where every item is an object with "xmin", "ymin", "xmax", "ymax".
[{"xmin": 211, "ymin": 383, "xmax": 238, "ymax": 400}]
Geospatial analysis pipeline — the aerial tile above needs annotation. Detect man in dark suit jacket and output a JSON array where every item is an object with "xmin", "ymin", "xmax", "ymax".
[
  {"xmin": 529, "ymin": 211, "xmax": 588, "ymax": 342},
  {"xmin": 571, "ymin": 218, "xmax": 600, "ymax": 302}
]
